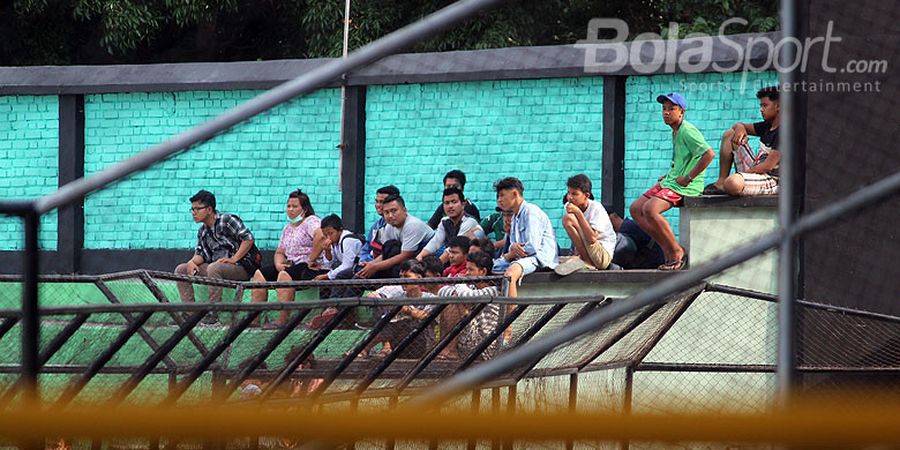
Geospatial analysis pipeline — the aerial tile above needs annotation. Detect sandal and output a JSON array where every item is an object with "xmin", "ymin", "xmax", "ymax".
[
  {"xmin": 658, "ymin": 253, "xmax": 687, "ymax": 271},
  {"xmin": 703, "ymin": 183, "xmax": 726, "ymax": 195}
]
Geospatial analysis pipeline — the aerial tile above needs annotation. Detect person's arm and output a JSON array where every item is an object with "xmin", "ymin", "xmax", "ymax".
[
  {"xmin": 218, "ymin": 215, "xmax": 254, "ymax": 263},
  {"xmin": 221, "ymin": 239, "xmax": 253, "ymax": 264},
  {"xmin": 418, "ymin": 224, "xmax": 446, "ymax": 260},
  {"xmin": 307, "ymin": 228, "xmax": 327, "ymax": 268},
  {"xmin": 747, "ymin": 149, "xmax": 781, "ymax": 174},
  {"xmin": 273, "ymin": 247, "xmax": 287, "ymax": 271},
  {"xmin": 729, "ymin": 122, "xmax": 758, "ymax": 146},
  {"xmin": 401, "ymin": 305, "xmax": 429, "ymax": 320},
  {"xmin": 185, "ymin": 253, "xmax": 205, "ymax": 275},
  {"xmin": 676, "ymin": 148, "xmax": 716, "ymax": 186},
  {"xmin": 565, "ymin": 203, "xmax": 598, "ymax": 245}
]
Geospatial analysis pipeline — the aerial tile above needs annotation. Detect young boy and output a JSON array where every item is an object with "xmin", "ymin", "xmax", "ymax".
[
  {"xmin": 361, "ymin": 261, "xmax": 436, "ymax": 358},
  {"xmin": 437, "ymin": 250, "xmax": 502, "ymax": 360},
  {"xmin": 313, "ymin": 214, "xmax": 364, "ymax": 281},
  {"xmin": 556, "ymin": 174, "xmax": 617, "ymax": 275},
  {"xmin": 442, "ymin": 235, "xmax": 471, "ymax": 277},
  {"xmin": 704, "ymin": 86, "xmax": 781, "ymax": 196},
  {"xmin": 629, "ymin": 92, "xmax": 715, "ymax": 271}
]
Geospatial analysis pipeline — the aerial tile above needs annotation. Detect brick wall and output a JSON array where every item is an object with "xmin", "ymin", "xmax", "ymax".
[
  {"xmin": 364, "ymin": 77, "xmax": 605, "ymax": 249},
  {"xmin": 0, "ymin": 95, "xmax": 59, "ymax": 250},
  {"xmin": 625, "ymin": 71, "xmax": 778, "ymax": 238},
  {"xmin": 82, "ymin": 90, "xmax": 342, "ymax": 250}
]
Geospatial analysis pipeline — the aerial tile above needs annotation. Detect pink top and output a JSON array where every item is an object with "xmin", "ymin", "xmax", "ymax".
[{"xmin": 278, "ymin": 215, "xmax": 325, "ymax": 266}]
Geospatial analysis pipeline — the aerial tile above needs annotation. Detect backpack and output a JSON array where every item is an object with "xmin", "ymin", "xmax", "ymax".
[{"xmin": 339, "ymin": 233, "xmax": 367, "ymax": 267}]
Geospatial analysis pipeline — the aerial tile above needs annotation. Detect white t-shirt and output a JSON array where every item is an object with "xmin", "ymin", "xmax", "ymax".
[
  {"xmin": 573, "ymin": 200, "xmax": 616, "ymax": 257},
  {"xmin": 382, "ymin": 214, "xmax": 435, "ymax": 252}
]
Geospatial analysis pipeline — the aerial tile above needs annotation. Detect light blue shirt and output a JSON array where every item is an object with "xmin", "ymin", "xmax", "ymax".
[{"xmin": 509, "ymin": 200, "xmax": 559, "ymax": 269}]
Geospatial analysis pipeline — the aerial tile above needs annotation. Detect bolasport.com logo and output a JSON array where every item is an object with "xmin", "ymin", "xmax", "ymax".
[{"xmin": 574, "ymin": 18, "xmax": 887, "ymax": 94}]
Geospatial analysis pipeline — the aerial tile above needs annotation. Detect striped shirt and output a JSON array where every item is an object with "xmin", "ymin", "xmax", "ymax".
[{"xmin": 438, "ymin": 284, "xmax": 501, "ymax": 359}]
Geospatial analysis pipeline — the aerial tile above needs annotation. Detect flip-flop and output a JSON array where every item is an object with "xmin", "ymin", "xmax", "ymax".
[
  {"xmin": 703, "ymin": 183, "xmax": 727, "ymax": 195},
  {"xmin": 658, "ymin": 253, "xmax": 687, "ymax": 271}
]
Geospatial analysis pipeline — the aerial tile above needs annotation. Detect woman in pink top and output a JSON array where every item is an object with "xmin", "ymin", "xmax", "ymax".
[{"xmin": 250, "ymin": 189, "xmax": 328, "ymax": 327}]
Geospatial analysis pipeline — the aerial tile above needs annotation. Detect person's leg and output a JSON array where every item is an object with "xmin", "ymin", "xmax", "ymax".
[
  {"xmin": 174, "ymin": 263, "xmax": 197, "ymax": 302},
  {"xmin": 438, "ymin": 305, "xmax": 467, "ymax": 359},
  {"xmin": 726, "ymin": 173, "xmax": 779, "ymax": 197},
  {"xmin": 206, "ymin": 262, "xmax": 250, "ymax": 303},
  {"xmin": 274, "ymin": 270, "xmax": 296, "ymax": 325},
  {"xmin": 504, "ymin": 263, "xmax": 524, "ymax": 298},
  {"xmin": 639, "ymin": 197, "xmax": 682, "ymax": 264},
  {"xmin": 250, "ymin": 268, "xmax": 272, "ymax": 304},
  {"xmin": 723, "ymin": 173, "xmax": 746, "ymax": 196},
  {"xmin": 629, "ymin": 195, "xmax": 650, "ymax": 229},
  {"xmin": 562, "ymin": 214, "xmax": 592, "ymax": 266},
  {"xmin": 711, "ymin": 128, "xmax": 739, "ymax": 189}
]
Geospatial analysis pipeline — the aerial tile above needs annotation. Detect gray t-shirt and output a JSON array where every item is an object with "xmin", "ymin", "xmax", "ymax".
[{"xmin": 382, "ymin": 214, "xmax": 435, "ymax": 252}]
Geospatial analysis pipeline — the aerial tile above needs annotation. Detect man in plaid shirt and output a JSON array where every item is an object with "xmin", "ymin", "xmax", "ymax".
[{"xmin": 175, "ymin": 190, "xmax": 259, "ymax": 305}]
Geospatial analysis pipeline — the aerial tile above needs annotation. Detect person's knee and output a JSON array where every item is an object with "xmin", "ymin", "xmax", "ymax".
[
  {"xmin": 174, "ymin": 263, "xmax": 190, "ymax": 275},
  {"xmin": 504, "ymin": 264, "xmax": 523, "ymax": 279},
  {"xmin": 722, "ymin": 128, "xmax": 734, "ymax": 141},
  {"xmin": 252, "ymin": 270, "xmax": 265, "ymax": 282},
  {"xmin": 629, "ymin": 201, "xmax": 642, "ymax": 220},
  {"xmin": 276, "ymin": 271, "xmax": 293, "ymax": 282},
  {"xmin": 562, "ymin": 214, "xmax": 576, "ymax": 227},
  {"xmin": 206, "ymin": 262, "xmax": 226, "ymax": 279},
  {"xmin": 724, "ymin": 174, "xmax": 744, "ymax": 195}
]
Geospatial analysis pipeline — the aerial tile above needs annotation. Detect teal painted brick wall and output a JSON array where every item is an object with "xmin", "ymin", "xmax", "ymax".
[
  {"xmin": 625, "ymin": 71, "xmax": 778, "ymax": 238},
  {"xmin": 0, "ymin": 95, "xmax": 59, "ymax": 250},
  {"xmin": 365, "ymin": 78, "xmax": 604, "ymax": 249},
  {"xmin": 83, "ymin": 90, "xmax": 342, "ymax": 250}
]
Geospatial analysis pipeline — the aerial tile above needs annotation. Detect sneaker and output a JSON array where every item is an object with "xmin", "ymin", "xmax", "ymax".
[{"xmin": 554, "ymin": 257, "xmax": 588, "ymax": 276}]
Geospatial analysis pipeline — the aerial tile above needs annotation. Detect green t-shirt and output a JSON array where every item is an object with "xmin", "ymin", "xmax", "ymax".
[{"xmin": 660, "ymin": 119, "xmax": 710, "ymax": 196}]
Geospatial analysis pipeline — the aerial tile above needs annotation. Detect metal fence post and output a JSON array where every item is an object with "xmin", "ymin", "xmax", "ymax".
[{"xmin": 22, "ymin": 209, "xmax": 40, "ymax": 405}]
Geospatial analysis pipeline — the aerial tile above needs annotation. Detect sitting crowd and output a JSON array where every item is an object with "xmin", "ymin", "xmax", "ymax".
[{"xmin": 173, "ymin": 86, "xmax": 781, "ymax": 351}]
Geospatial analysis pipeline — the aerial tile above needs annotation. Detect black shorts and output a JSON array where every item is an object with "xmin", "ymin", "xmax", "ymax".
[{"xmin": 258, "ymin": 263, "xmax": 327, "ymax": 281}]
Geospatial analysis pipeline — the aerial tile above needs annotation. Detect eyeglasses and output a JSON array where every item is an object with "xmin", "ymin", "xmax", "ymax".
[{"xmin": 190, "ymin": 206, "xmax": 210, "ymax": 213}]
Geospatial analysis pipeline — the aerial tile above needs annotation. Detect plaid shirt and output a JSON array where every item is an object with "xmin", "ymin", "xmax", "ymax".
[{"xmin": 195, "ymin": 212, "xmax": 254, "ymax": 264}]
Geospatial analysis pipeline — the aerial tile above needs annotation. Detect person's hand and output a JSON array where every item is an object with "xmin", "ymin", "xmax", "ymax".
[
  {"xmin": 186, "ymin": 261, "xmax": 200, "ymax": 276},
  {"xmin": 313, "ymin": 273, "xmax": 329, "ymax": 281},
  {"xmin": 356, "ymin": 261, "xmax": 378, "ymax": 279},
  {"xmin": 510, "ymin": 242, "xmax": 528, "ymax": 259},
  {"xmin": 731, "ymin": 127, "xmax": 748, "ymax": 146},
  {"xmin": 565, "ymin": 202, "xmax": 581, "ymax": 215},
  {"xmin": 216, "ymin": 257, "xmax": 235, "ymax": 264},
  {"xmin": 675, "ymin": 176, "xmax": 692, "ymax": 186}
]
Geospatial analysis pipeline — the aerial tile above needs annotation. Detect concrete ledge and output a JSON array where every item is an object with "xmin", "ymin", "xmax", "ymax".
[
  {"xmin": 522, "ymin": 269, "xmax": 675, "ymax": 285},
  {"xmin": 684, "ymin": 195, "xmax": 778, "ymax": 208}
]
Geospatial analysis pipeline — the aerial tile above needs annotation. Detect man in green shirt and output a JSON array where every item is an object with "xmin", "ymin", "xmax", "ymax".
[{"xmin": 629, "ymin": 92, "xmax": 715, "ymax": 271}]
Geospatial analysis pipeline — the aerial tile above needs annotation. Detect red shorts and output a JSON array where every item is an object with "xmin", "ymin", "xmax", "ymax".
[{"xmin": 643, "ymin": 183, "xmax": 684, "ymax": 206}]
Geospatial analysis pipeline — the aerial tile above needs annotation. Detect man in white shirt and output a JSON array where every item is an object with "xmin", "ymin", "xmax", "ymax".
[
  {"xmin": 557, "ymin": 174, "xmax": 616, "ymax": 274},
  {"xmin": 417, "ymin": 187, "xmax": 483, "ymax": 263}
]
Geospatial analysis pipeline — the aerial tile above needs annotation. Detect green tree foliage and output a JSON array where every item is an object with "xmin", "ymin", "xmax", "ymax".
[{"xmin": 0, "ymin": 0, "xmax": 778, "ymax": 65}]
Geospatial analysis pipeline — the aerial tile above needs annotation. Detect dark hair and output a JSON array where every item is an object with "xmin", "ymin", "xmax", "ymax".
[
  {"xmin": 288, "ymin": 189, "xmax": 315, "ymax": 217},
  {"xmin": 756, "ymin": 86, "xmax": 779, "ymax": 102},
  {"xmin": 190, "ymin": 190, "xmax": 216, "ymax": 210},
  {"xmin": 382, "ymin": 194, "xmax": 405, "ymax": 208},
  {"xmin": 566, "ymin": 174, "xmax": 595, "ymax": 200},
  {"xmin": 376, "ymin": 185, "xmax": 400, "ymax": 196},
  {"xmin": 421, "ymin": 255, "xmax": 445, "ymax": 276},
  {"xmin": 442, "ymin": 187, "xmax": 465, "ymax": 204},
  {"xmin": 466, "ymin": 250, "xmax": 493, "ymax": 272},
  {"xmin": 444, "ymin": 170, "xmax": 467, "ymax": 190},
  {"xmin": 470, "ymin": 237, "xmax": 493, "ymax": 253},
  {"xmin": 399, "ymin": 259, "xmax": 423, "ymax": 274},
  {"xmin": 494, "ymin": 177, "xmax": 524, "ymax": 194},
  {"xmin": 320, "ymin": 214, "xmax": 343, "ymax": 230},
  {"xmin": 447, "ymin": 235, "xmax": 471, "ymax": 253}
]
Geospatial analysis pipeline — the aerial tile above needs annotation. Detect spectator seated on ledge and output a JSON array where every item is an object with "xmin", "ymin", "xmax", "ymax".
[
  {"xmin": 704, "ymin": 86, "xmax": 781, "ymax": 197},
  {"xmin": 608, "ymin": 210, "xmax": 666, "ymax": 269},
  {"xmin": 313, "ymin": 214, "xmax": 365, "ymax": 282},
  {"xmin": 359, "ymin": 185, "xmax": 400, "ymax": 264},
  {"xmin": 629, "ymin": 92, "xmax": 714, "ymax": 271},
  {"xmin": 427, "ymin": 169, "xmax": 481, "ymax": 229},
  {"xmin": 356, "ymin": 194, "xmax": 434, "ymax": 279},
  {"xmin": 417, "ymin": 187, "xmax": 484, "ymax": 262},
  {"xmin": 175, "ymin": 190, "xmax": 260, "ymax": 316},
  {"xmin": 555, "ymin": 174, "xmax": 617, "ymax": 276},
  {"xmin": 491, "ymin": 177, "xmax": 558, "ymax": 298},
  {"xmin": 250, "ymin": 189, "xmax": 328, "ymax": 327},
  {"xmin": 437, "ymin": 250, "xmax": 501, "ymax": 361},
  {"xmin": 359, "ymin": 260, "xmax": 436, "ymax": 359}
]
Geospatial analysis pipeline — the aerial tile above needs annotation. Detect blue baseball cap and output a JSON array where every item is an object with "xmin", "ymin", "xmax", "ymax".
[{"xmin": 656, "ymin": 92, "xmax": 687, "ymax": 110}]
